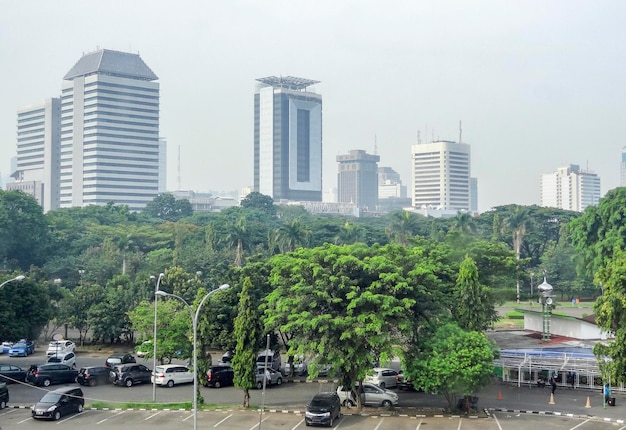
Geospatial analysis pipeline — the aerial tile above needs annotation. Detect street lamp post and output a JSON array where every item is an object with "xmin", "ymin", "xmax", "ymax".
[
  {"xmin": 0, "ymin": 275, "xmax": 25, "ymax": 290},
  {"xmin": 156, "ymin": 283, "xmax": 229, "ymax": 430},
  {"xmin": 150, "ymin": 273, "xmax": 165, "ymax": 402}
]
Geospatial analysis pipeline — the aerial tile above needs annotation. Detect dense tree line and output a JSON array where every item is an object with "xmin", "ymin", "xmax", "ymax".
[{"xmin": 0, "ymin": 188, "xmax": 609, "ymax": 408}]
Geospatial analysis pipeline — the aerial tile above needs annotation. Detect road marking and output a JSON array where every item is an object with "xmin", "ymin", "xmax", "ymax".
[
  {"xmin": 214, "ymin": 413, "xmax": 233, "ymax": 426},
  {"xmin": 248, "ymin": 414, "xmax": 270, "ymax": 430},
  {"xmin": 493, "ymin": 412, "xmax": 503, "ymax": 430},
  {"xmin": 144, "ymin": 410, "xmax": 162, "ymax": 420},
  {"xmin": 57, "ymin": 411, "xmax": 84, "ymax": 424},
  {"xmin": 290, "ymin": 418, "xmax": 304, "ymax": 429},
  {"xmin": 374, "ymin": 417, "xmax": 384, "ymax": 430},
  {"xmin": 415, "ymin": 417, "xmax": 424, "ymax": 429},
  {"xmin": 569, "ymin": 420, "xmax": 589, "ymax": 430},
  {"xmin": 97, "ymin": 410, "xmax": 125, "ymax": 424}
]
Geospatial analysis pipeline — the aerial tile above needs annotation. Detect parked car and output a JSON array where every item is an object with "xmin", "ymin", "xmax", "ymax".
[
  {"xmin": 46, "ymin": 340, "xmax": 76, "ymax": 357},
  {"xmin": 47, "ymin": 351, "xmax": 76, "ymax": 368},
  {"xmin": 8, "ymin": 340, "xmax": 34, "ymax": 357},
  {"xmin": 256, "ymin": 367, "xmax": 283, "ymax": 389},
  {"xmin": 31, "ymin": 386, "xmax": 84, "ymax": 421},
  {"xmin": 76, "ymin": 366, "xmax": 111, "ymax": 387},
  {"xmin": 336, "ymin": 382, "xmax": 399, "ymax": 407},
  {"xmin": 26, "ymin": 364, "xmax": 79, "ymax": 387},
  {"xmin": 135, "ymin": 340, "xmax": 151, "ymax": 358},
  {"xmin": 217, "ymin": 350, "xmax": 234, "ymax": 366},
  {"xmin": 105, "ymin": 353, "xmax": 136, "ymax": 368},
  {"xmin": 364, "ymin": 367, "xmax": 399, "ymax": 388},
  {"xmin": 0, "ymin": 383, "xmax": 8, "ymax": 409},
  {"xmin": 152, "ymin": 364, "xmax": 193, "ymax": 388},
  {"xmin": 204, "ymin": 365, "xmax": 234, "ymax": 388},
  {"xmin": 1, "ymin": 342, "xmax": 13, "ymax": 354},
  {"xmin": 396, "ymin": 371, "xmax": 416, "ymax": 391},
  {"xmin": 256, "ymin": 349, "xmax": 282, "ymax": 371},
  {"xmin": 0, "ymin": 364, "xmax": 27, "ymax": 384},
  {"xmin": 109, "ymin": 363, "xmax": 152, "ymax": 387},
  {"xmin": 305, "ymin": 392, "xmax": 341, "ymax": 427}
]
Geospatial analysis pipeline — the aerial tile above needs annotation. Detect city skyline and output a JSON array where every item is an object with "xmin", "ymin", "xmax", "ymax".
[{"xmin": 1, "ymin": 1, "xmax": 625, "ymax": 213}]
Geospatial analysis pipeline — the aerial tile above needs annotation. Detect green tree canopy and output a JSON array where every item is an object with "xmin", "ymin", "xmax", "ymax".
[{"xmin": 142, "ymin": 193, "xmax": 193, "ymax": 222}]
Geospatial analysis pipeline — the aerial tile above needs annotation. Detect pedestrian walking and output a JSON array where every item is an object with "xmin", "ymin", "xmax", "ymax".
[
  {"xmin": 604, "ymin": 384, "xmax": 611, "ymax": 405},
  {"xmin": 549, "ymin": 373, "xmax": 557, "ymax": 395}
]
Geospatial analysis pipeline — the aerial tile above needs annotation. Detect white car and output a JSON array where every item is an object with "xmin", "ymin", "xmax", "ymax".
[
  {"xmin": 47, "ymin": 351, "xmax": 77, "ymax": 368},
  {"xmin": 337, "ymin": 382, "xmax": 399, "ymax": 407},
  {"xmin": 151, "ymin": 364, "xmax": 193, "ymax": 388},
  {"xmin": 364, "ymin": 367, "xmax": 399, "ymax": 388},
  {"xmin": 46, "ymin": 340, "xmax": 76, "ymax": 357}
]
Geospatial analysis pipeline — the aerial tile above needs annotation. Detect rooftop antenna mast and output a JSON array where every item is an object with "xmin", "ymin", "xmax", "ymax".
[
  {"xmin": 459, "ymin": 120, "xmax": 463, "ymax": 144},
  {"xmin": 177, "ymin": 144, "xmax": 181, "ymax": 190},
  {"xmin": 374, "ymin": 134, "xmax": 378, "ymax": 155},
  {"xmin": 417, "ymin": 130, "xmax": 421, "ymax": 144}
]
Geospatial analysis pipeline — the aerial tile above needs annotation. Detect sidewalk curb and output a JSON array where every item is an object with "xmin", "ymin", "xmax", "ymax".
[{"xmin": 490, "ymin": 407, "xmax": 626, "ymax": 424}]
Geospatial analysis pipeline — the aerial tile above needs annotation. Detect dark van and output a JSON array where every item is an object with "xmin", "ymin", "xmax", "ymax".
[
  {"xmin": 204, "ymin": 365, "xmax": 234, "ymax": 388},
  {"xmin": 0, "ymin": 382, "xmax": 8, "ymax": 409},
  {"xmin": 31, "ymin": 386, "xmax": 84, "ymax": 420},
  {"xmin": 76, "ymin": 366, "xmax": 111, "ymax": 386}
]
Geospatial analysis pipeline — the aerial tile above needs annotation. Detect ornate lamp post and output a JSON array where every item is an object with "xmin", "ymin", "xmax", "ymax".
[
  {"xmin": 156, "ymin": 284, "xmax": 229, "ymax": 430},
  {"xmin": 537, "ymin": 276, "xmax": 554, "ymax": 342}
]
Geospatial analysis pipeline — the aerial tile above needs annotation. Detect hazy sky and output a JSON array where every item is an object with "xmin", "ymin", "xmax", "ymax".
[{"xmin": 2, "ymin": 1, "xmax": 625, "ymax": 212}]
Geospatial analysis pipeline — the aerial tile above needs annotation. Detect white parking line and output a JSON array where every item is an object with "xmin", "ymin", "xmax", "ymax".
[
  {"xmin": 97, "ymin": 410, "xmax": 125, "ymax": 424},
  {"xmin": 290, "ymin": 418, "xmax": 305, "ymax": 429},
  {"xmin": 57, "ymin": 411, "xmax": 84, "ymax": 424},
  {"xmin": 374, "ymin": 417, "xmax": 384, "ymax": 430},
  {"xmin": 144, "ymin": 410, "xmax": 162, "ymax": 421},
  {"xmin": 493, "ymin": 412, "xmax": 503, "ymax": 430},
  {"xmin": 214, "ymin": 413, "xmax": 233, "ymax": 427},
  {"xmin": 415, "ymin": 418, "xmax": 424, "ymax": 430},
  {"xmin": 247, "ymin": 414, "xmax": 270, "ymax": 430},
  {"xmin": 568, "ymin": 420, "xmax": 589, "ymax": 430}
]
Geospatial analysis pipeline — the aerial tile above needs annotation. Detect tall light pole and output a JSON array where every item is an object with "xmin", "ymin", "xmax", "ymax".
[
  {"xmin": 150, "ymin": 273, "xmax": 165, "ymax": 402},
  {"xmin": 156, "ymin": 283, "xmax": 229, "ymax": 430},
  {"xmin": 0, "ymin": 275, "xmax": 25, "ymax": 290}
]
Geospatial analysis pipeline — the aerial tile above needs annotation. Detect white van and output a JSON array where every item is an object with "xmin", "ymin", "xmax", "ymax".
[{"xmin": 256, "ymin": 349, "xmax": 281, "ymax": 372}]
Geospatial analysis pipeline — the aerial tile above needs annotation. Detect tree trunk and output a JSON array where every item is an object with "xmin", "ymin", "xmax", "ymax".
[{"xmin": 243, "ymin": 388, "xmax": 250, "ymax": 408}]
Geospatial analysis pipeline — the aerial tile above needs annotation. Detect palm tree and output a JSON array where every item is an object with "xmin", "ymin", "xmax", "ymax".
[
  {"xmin": 385, "ymin": 210, "xmax": 419, "ymax": 246},
  {"xmin": 277, "ymin": 217, "xmax": 311, "ymax": 253},
  {"xmin": 334, "ymin": 221, "xmax": 363, "ymax": 245},
  {"xmin": 450, "ymin": 212, "xmax": 476, "ymax": 235},
  {"xmin": 506, "ymin": 206, "xmax": 530, "ymax": 302},
  {"xmin": 223, "ymin": 216, "xmax": 250, "ymax": 267}
]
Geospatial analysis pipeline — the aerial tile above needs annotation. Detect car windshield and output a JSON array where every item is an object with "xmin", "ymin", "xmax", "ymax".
[
  {"xmin": 13, "ymin": 342, "xmax": 26, "ymax": 347},
  {"xmin": 48, "ymin": 357, "xmax": 62, "ymax": 362},
  {"xmin": 155, "ymin": 367, "xmax": 165, "ymax": 373},
  {"xmin": 310, "ymin": 398, "xmax": 333, "ymax": 407},
  {"xmin": 39, "ymin": 392, "xmax": 62, "ymax": 403}
]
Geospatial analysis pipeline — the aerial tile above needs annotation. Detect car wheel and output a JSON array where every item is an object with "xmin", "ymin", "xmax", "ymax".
[
  {"xmin": 214, "ymin": 381, "xmax": 221, "ymax": 388},
  {"xmin": 125, "ymin": 378, "xmax": 133, "ymax": 387},
  {"xmin": 382, "ymin": 400, "xmax": 392, "ymax": 407},
  {"xmin": 328, "ymin": 416, "xmax": 334, "ymax": 427},
  {"xmin": 167, "ymin": 380, "xmax": 174, "ymax": 388},
  {"xmin": 42, "ymin": 378, "xmax": 51, "ymax": 387},
  {"xmin": 0, "ymin": 399, "xmax": 6, "ymax": 409},
  {"xmin": 379, "ymin": 382, "xmax": 386, "ymax": 389},
  {"xmin": 77, "ymin": 404, "xmax": 83, "ymax": 413},
  {"xmin": 276, "ymin": 377, "xmax": 282, "ymax": 386},
  {"xmin": 53, "ymin": 411, "xmax": 61, "ymax": 421},
  {"xmin": 89, "ymin": 379, "xmax": 97, "ymax": 387},
  {"xmin": 342, "ymin": 399, "xmax": 355, "ymax": 407},
  {"xmin": 256, "ymin": 381, "xmax": 263, "ymax": 389}
]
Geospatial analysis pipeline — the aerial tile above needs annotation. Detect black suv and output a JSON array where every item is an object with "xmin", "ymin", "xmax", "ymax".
[
  {"xmin": 26, "ymin": 364, "xmax": 79, "ymax": 387},
  {"xmin": 305, "ymin": 392, "xmax": 341, "ymax": 427},
  {"xmin": 0, "ymin": 382, "xmax": 8, "ymax": 409},
  {"xmin": 105, "ymin": 353, "xmax": 136, "ymax": 368},
  {"xmin": 109, "ymin": 363, "xmax": 151, "ymax": 387},
  {"xmin": 32, "ymin": 386, "xmax": 84, "ymax": 420},
  {"xmin": 204, "ymin": 365, "xmax": 234, "ymax": 388},
  {"xmin": 76, "ymin": 366, "xmax": 111, "ymax": 386}
]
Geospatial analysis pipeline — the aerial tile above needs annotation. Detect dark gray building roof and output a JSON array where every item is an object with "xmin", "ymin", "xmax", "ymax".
[{"xmin": 64, "ymin": 49, "xmax": 158, "ymax": 81}]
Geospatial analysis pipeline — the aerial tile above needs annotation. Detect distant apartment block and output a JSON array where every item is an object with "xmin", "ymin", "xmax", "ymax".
[
  {"xmin": 254, "ymin": 76, "xmax": 322, "ymax": 202},
  {"xmin": 541, "ymin": 164, "xmax": 601, "ymax": 212},
  {"xmin": 9, "ymin": 49, "xmax": 163, "ymax": 212},
  {"xmin": 336, "ymin": 149, "xmax": 379, "ymax": 210},
  {"xmin": 410, "ymin": 140, "xmax": 473, "ymax": 211}
]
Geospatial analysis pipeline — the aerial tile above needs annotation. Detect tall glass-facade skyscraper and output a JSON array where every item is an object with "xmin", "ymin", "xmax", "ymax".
[
  {"xmin": 336, "ymin": 149, "xmax": 379, "ymax": 210},
  {"xmin": 59, "ymin": 49, "xmax": 160, "ymax": 210},
  {"xmin": 254, "ymin": 76, "xmax": 322, "ymax": 202}
]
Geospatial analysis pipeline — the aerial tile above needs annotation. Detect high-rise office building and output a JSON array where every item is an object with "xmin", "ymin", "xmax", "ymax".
[
  {"xmin": 410, "ymin": 140, "xmax": 472, "ymax": 211},
  {"xmin": 59, "ymin": 49, "xmax": 160, "ymax": 210},
  {"xmin": 254, "ymin": 76, "xmax": 322, "ymax": 202},
  {"xmin": 8, "ymin": 98, "xmax": 61, "ymax": 212},
  {"xmin": 336, "ymin": 149, "xmax": 380, "ymax": 209},
  {"xmin": 541, "ymin": 164, "xmax": 601, "ymax": 212}
]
